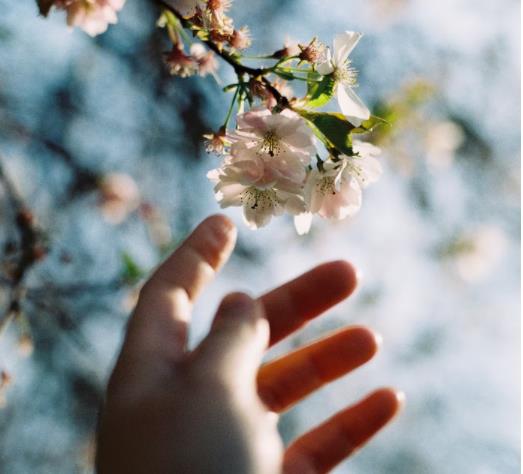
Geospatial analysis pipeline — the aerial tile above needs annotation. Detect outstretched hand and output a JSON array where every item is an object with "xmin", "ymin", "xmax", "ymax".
[{"xmin": 96, "ymin": 215, "xmax": 403, "ymax": 474}]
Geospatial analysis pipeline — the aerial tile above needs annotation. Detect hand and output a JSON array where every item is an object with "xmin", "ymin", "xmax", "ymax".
[{"xmin": 96, "ymin": 215, "xmax": 403, "ymax": 474}]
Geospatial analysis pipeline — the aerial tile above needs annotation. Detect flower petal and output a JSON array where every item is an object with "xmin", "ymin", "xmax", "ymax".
[
  {"xmin": 243, "ymin": 200, "xmax": 276, "ymax": 229},
  {"xmin": 352, "ymin": 156, "xmax": 382, "ymax": 188},
  {"xmin": 294, "ymin": 212, "xmax": 313, "ymax": 235},
  {"xmin": 316, "ymin": 48, "xmax": 334, "ymax": 75},
  {"xmin": 337, "ymin": 84, "xmax": 370, "ymax": 126},
  {"xmin": 333, "ymin": 31, "xmax": 362, "ymax": 65},
  {"xmin": 216, "ymin": 183, "xmax": 245, "ymax": 207},
  {"xmin": 353, "ymin": 141, "xmax": 381, "ymax": 158}
]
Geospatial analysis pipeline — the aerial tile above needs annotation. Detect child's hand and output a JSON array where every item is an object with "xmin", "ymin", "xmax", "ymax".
[{"xmin": 96, "ymin": 215, "xmax": 403, "ymax": 474}]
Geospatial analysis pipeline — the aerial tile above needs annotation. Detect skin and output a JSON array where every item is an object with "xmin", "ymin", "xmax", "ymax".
[{"xmin": 96, "ymin": 214, "xmax": 403, "ymax": 474}]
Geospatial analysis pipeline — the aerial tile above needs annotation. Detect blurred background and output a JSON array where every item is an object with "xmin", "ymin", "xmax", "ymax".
[{"xmin": 0, "ymin": 0, "xmax": 520, "ymax": 472}]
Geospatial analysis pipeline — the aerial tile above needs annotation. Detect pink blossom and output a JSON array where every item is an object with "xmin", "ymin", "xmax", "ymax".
[
  {"xmin": 98, "ymin": 173, "xmax": 140, "ymax": 224},
  {"xmin": 294, "ymin": 141, "xmax": 382, "ymax": 234},
  {"xmin": 227, "ymin": 107, "xmax": 316, "ymax": 168},
  {"xmin": 54, "ymin": 0, "xmax": 126, "ymax": 37},
  {"xmin": 207, "ymin": 154, "xmax": 305, "ymax": 229},
  {"xmin": 208, "ymin": 108, "xmax": 316, "ymax": 228},
  {"xmin": 164, "ymin": 46, "xmax": 198, "ymax": 77},
  {"xmin": 229, "ymin": 26, "xmax": 251, "ymax": 50},
  {"xmin": 190, "ymin": 44, "xmax": 219, "ymax": 77}
]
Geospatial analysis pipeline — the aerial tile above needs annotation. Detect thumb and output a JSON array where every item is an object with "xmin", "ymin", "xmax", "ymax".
[{"xmin": 194, "ymin": 293, "xmax": 269, "ymax": 387}]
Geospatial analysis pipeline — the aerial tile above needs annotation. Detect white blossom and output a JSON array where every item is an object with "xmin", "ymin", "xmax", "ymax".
[
  {"xmin": 227, "ymin": 107, "xmax": 316, "ymax": 167},
  {"xmin": 294, "ymin": 141, "xmax": 381, "ymax": 234},
  {"xmin": 316, "ymin": 31, "xmax": 370, "ymax": 126},
  {"xmin": 207, "ymin": 154, "xmax": 305, "ymax": 229},
  {"xmin": 208, "ymin": 108, "xmax": 318, "ymax": 228}
]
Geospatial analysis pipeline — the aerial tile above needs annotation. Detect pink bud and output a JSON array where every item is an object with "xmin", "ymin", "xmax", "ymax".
[{"xmin": 229, "ymin": 26, "xmax": 251, "ymax": 50}]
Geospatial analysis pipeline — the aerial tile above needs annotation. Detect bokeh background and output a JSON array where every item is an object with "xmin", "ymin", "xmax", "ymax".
[{"xmin": 0, "ymin": 0, "xmax": 520, "ymax": 472}]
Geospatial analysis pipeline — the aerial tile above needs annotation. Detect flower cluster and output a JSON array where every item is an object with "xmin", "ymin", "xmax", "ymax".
[
  {"xmin": 207, "ymin": 107, "xmax": 381, "ymax": 232},
  {"xmin": 168, "ymin": 0, "xmax": 251, "ymax": 49},
  {"xmin": 37, "ymin": 0, "xmax": 387, "ymax": 233},
  {"xmin": 202, "ymin": 26, "xmax": 383, "ymax": 232}
]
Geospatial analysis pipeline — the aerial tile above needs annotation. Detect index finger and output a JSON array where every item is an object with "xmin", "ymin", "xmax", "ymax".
[{"xmin": 124, "ymin": 214, "xmax": 237, "ymax": 362}]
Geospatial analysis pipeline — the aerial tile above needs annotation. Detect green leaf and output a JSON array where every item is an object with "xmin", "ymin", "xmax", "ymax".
[
  {"xmin": 120, "ymin": 252, "xmax": 144, "ymax": 284},
  {"xmin": 37, "ymin": 0, "xmax": 54, "ymax": 16},
  {"xmin": 297, "ymin": 110, "xmax": 354, "ymax": 156},
  {"xmin": 306, "ymin": 73, "xmax": 336, "ymax": 108},
  {"xmin": 350, "ymin": 115, "xmax": 389, "ymax": 134}
]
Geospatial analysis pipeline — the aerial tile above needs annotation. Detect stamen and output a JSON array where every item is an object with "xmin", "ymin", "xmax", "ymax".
[
  {"xmin": 259, "ymin": 131, "xmax": 280, "ymax": 157},
  {"xmin": 333, "ymin": 61, "xmax": 358, "ymax": 86},
  {"xmin": 240, "ymin": 187, "xmax": 278, "ymax": 209},
  {"xmin": 317, "ymin": 176, "xmax": 337, "ymax": 196},
  {"xmin": 347, "ymin": 161, "xmax": 366, "ymax": 184}
]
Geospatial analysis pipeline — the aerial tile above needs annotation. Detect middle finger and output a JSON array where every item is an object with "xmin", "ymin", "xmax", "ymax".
[{"xmin": 257, "ymin": 326, "xmax": 381, "ymax": 412}]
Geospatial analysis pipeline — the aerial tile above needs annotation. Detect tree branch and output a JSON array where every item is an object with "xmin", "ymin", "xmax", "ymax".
[
  {"xmin": 0, "ymin": 158, "xmax": 45, "ymax": 336},
  {"xmin": 155, "ymin": 0, "xmax": 288, "ymax": 107}
]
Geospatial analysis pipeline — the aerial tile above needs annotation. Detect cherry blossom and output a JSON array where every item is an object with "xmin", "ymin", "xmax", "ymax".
[
  {"xmin": 316, "ymin": 31, "xmax": 370, "ymax": 126},
  {"xmin": 190, "ymin": 43, "xmax": 219, "ymax": 77},
  {"xmin": 54, "ymin": 0, "xmax": 125, "ymax": 37},
  {"xmin": 227, "ymin": 108, "xmax": 316, "ymax": 167},
  {"xmin": 294, "ymin": 141, "xmax": 382, "ymax": 234},
  {"xmin": 207, "ymin": 154, "xmax": 305, "ymax": 229},
  {"xmin": 203, "ymin": 128, "xmax": 228, "ymax": 154},
  {"xmin": 164, "ymin": 46, "xmax": 198, "ymax": 77},
  {"xmin": 229, "ymin": 26, "xmax": 251, "ymax": 50},
  {"xmin": 41, "ymin": 0, "xmax": 386, "ymax": 232},
  {"xmin": 298, "ymin": 37, "xmax": 325, "ymax": 64}
]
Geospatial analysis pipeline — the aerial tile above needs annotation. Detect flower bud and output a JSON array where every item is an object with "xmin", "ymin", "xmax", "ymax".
[
  {"xmin": 18, "ymin": 334, "xmax": 34, "ymax": 358},
  {"xmin": 298, "ymin": 37, "xmax": 325, "ymax": 63},
  {"xmin": 207, "ymin": 0, "xmax": 232, "ymax": 13},
  {"xmin": 164, "ymin": 46, "xmax": 198, "ymax": 77},
  {"xmin": 272, "ymin": 41, "xmax": 300, "ymax": 59},
  {"xmin": 98, "ymin": 173, "xmax": 140, "ymax": 224},
  {"xmin": 190, "ymin": 43, "xmax": 219, "ymax": 77},
  {"xmin": 248, "ymin": 77, "xmax": 269, "ymax": 100},
  {"xmin": 203, "ymin": 128, "xmax": 228, "ymax": 154},
  {"xmin": 229, "ymin": 26, "xmax": 251, "ymax": 50}
]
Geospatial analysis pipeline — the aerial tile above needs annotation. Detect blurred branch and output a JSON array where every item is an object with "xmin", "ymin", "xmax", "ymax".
[
  {"xmin": 0, "ymin": 158, "xmax": 46, "ymax": 336},
  {"xmin": 0, "ymin": 115, "xmax": 100, "ymax": 197}
]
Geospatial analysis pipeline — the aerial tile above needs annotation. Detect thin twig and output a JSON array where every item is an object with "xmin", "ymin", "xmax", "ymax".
[{"xmin": 156, "ymin": 0, "xmax": 288, "ymax": 107}]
